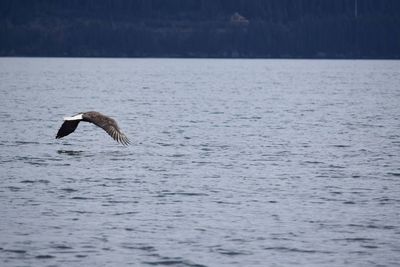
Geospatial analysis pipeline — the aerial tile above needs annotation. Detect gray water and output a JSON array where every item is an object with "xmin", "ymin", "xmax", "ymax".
[{"xmin": 0, "ymin": 58, "xmax": 399, "ymax": 267}]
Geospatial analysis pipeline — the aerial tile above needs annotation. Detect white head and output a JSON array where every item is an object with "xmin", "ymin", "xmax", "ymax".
[{"xmin": 63, "ymin": 113, "xmax": 83, "ymax": 121}]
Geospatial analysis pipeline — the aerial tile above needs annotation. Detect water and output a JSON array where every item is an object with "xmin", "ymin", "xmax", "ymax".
[{"xmin": 0, "ymin": 58, "xmax": 399, "ymax": 267}]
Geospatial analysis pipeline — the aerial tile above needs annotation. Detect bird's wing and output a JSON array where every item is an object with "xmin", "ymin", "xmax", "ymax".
[
  {"xmin": 56, "ymin": 120, "xmax": 80, "ymax": 139},
  {"xmin": 86, "ymin": 115, "xmax": 130, "ymax": 146},
  {"xmin": 97, "ymin": 122, "xmax": 130, "ymax": 146}
]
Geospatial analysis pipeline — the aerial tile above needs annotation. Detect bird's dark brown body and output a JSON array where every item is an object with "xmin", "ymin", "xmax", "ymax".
[{"xmin": 56, "ymin": 111, "xmax": 130, "ymax": 145}]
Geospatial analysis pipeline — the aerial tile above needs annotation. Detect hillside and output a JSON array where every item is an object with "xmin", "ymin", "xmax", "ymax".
[{"xmin": 1, "ymin": 0, "xmax": 399, "ymax": 58}]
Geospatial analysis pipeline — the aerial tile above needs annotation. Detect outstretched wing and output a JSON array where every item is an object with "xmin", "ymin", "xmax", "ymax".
[
  {"xmin": 56, "ymin": 120, "xmax": 80, "ymax": 139},
  {"xmin": 95, "ymin": 120, "xmax": 130, "ymax": 146},
  {"xmin": 84, "ymin": 112, "xmax": 130, "ymax": 146}
]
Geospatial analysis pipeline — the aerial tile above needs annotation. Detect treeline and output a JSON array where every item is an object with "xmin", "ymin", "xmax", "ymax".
[{"xmin": 0, "ymin": 0, "xmax": 399, "ymax": 58}]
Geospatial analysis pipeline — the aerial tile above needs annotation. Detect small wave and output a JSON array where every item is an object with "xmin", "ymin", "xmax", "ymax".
[
  {"xmin": 14, "ymin": 155, "xmax": 62, "ymax": 166},
  {"xmin": 14, "ymin": 141, "xmax": 40, "ymax": 145},
  {"xmin": 331, "ymin": 144, "xmax": 351, "ymax": 148},
  {"xmin": 144, "ymin": 167, "xmax": 167, "ymax": 172},
  {"xmin": 328, "ymin": 164, "xmax": 346, "ymax": 169},
  {"xmin": 237, "ymin": 116, "xmax": 262, "ymax": 120},
  {"xmin": 20, "ymin": 179, "xmax": 50, "ymax": 184},
  {"xmin": 346, "ymin": 223, "xmax": 395, "ymax": 230},
  {"xmin": 263, "ymin": 246, "xmax": 332, "ymax": 254},
  {"xmin": 170, "ymin": 153, "xmax": 187, "ymax": 158},
  {"xmin": 51, "ymin": 244, "xmax": 73, "ymax": 250},
  {"xmin": 14, "ymin": 156, "xmax": 49, "ymax": 166},
  {"xmin": 114, "ymin": 211, "xmax": 138, "ymax": 216},
  {"xmin": 143, "ymin": 258, "xmax": 206, "ymax": 267},
  {"xmin": 60, "ymin": 188, "xmax": 78, "ymax": 193},
  {"xmin": 71, "ymin": 196, "xmax": 94, "ymax": 200},
  {"xmin": 333, "ymin": 237, "xmax": 375, "ymax": 242},
  {"xmin": 303, "ymin": 160, "xmax": 324, "ymax": 165},
  {"xmin": 156, "ymin": 191, "xmax": 209, "ymax": 197},
  {"xmin": 35, "ymin": 254, "xmax": 55, "ymax": 259},
  {"xmin": 156, "ymin": 142, "xmax": 173, "ymax": 147},
  {"xmin": 361, "ymin": 245, "xmax": 379, "ymax": 249},
  {"xmin": 191, "ymin": 161, "xmax": 214, "ymax": 165},
  {"xmin": 4, "ymin": 249, "xmax": 27, "ymax": 254},
  {"xmin": 106, "ymin": 200, "xmax": 136, "ymax": 204},
  {"xmin": 57, "ymin": 150, "xmax": 84, "ymax": 156},
  {"xmin": 214, "ymin": 248, "xmax": 251, "ymax": 256},
  {"xmin": 214, "ymin": 200, "xmax": 241, "ymax": 205},
  {"xmin": 71, "ymin": 210, "xmax": 96, "ymax": 214},
  {"xmin": 27, "ymin": 161, "xmax": 49, "ymax": 166},
  {"xmin": 7, "ymin": 186, "xmax": 22, "ymax": 191},
  {"xmin": 121, "ymin": 243, "xmax": 156, "ymax": 252}
]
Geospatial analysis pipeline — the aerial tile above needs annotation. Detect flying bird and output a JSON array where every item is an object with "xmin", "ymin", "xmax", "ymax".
[{"xmin": 56, "ymin": 111, "xmax": 130, "ymax": 145}]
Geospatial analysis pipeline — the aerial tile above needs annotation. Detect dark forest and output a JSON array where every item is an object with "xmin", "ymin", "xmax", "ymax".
[{"xmin": 1, "ymin": 0, "xmax": 399, "ymax": 58}]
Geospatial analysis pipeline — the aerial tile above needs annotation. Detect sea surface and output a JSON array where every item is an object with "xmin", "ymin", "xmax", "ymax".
[{"xmin": 0, "ymin": 58, "xmax": 399, "ymax": 267}]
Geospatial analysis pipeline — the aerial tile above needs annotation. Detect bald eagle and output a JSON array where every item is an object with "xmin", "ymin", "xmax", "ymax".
[{"xmin": 56, "ymin": 111, "xmax": 130, "ymax": 146}]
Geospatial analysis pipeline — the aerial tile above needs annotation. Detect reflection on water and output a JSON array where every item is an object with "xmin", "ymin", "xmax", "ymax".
[{"xmin": 0, "ymin": 58, "xmax": 400, "ymax": 267}]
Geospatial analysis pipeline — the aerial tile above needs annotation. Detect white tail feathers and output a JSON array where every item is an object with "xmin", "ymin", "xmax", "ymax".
[{"xmin": 64, "ymin": 114, "xmax": 83, "ymax": 121}]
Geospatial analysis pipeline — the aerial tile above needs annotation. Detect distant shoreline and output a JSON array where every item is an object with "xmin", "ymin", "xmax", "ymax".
[
  {"xmin": 1, "ymin": 55, "xmax": 399, "ymax": 60},
  {"xmin": 2, "ymin": 1, "xmax": 399, "ymax": 60}
]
